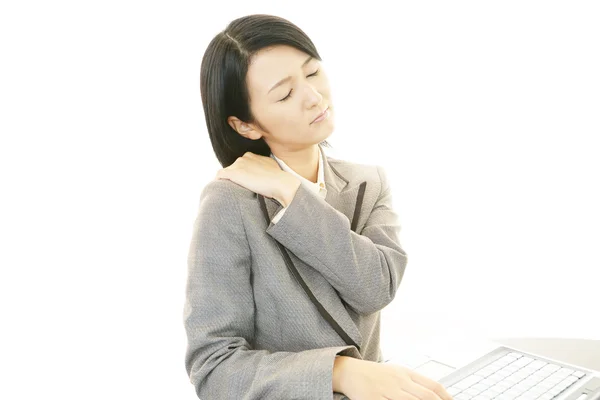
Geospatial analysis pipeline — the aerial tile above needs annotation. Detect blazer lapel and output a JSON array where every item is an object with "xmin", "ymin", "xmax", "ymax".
[
  {"xmin": 263, "ymin": 195, "xmax": 284, "ymax": 221},
  {"xmin": 265, "ymin": 144, "xmax": 367, "ymax": 230},
  {"xmin": 322, "ymin": 152, "xmax": 368, "ymax": 232},
  {"xmin": 261, "ymin": 145, "xmax": 368, "ymax": 350}
]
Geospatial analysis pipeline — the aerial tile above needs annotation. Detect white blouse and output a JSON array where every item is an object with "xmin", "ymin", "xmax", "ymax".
[{"xmin": 269, "ymin": 146, "xmax": 327, "ymax": 223}]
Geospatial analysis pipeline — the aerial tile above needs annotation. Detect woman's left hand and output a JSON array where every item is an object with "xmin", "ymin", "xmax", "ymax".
[{"xmin": 215, "ymin": 152, "xmax": 301, "ymax": 207}]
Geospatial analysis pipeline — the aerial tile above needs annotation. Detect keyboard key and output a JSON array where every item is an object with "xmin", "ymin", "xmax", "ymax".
[
  {"xmin": 513, "ymin": 382, "xmax": 532, "ymax": 392},
  {"xmin": 521, "ymin": 365, "xmax": 542, "ymax": 375},
  {"xmin": 504, "ymin": 374, "xmax": 523, "ymax": 385},
  {"xmin": 525, "ymin": 388, "xmax": 542, "ymax": 395},
  {"xmin": 479, "ymin": 389, "xmax": 499, "ymax": 398},
  {"xmin": 520, "ymin": 395, "xmax": 535, "ymax": 400},
  {"xmin": 551, "ymin": 379, "xmax": 576, "ymax": 394},
  {"xmin": 509, "ymin": 375, "xmax": 524, "ymax": 384},
  {"xmin": 542, "ymin": 364, "xmax": 561, "ymax": 373},
  {"xmin": 564, "ymin": 376, "xmax": 580, "ymax": 385},
  {"xmin": 487, "ymin": 374, "xmax": 504, "ymax": 385},
  {"xmin": 476, "ymin": 367, "xmax": 498, "ymax": 378},
  {"xmin": 529, "ymin": 360, "xmax": 548, "ymax": 371},
  {"xmin": 504, "ymin": 364, "xmax": 521, "ymax": 373},
  {"xmin": 555, "ymin": 377, "xmax": 578, "ymax": 391},
  {"xmin": 542, "ymin": 379, "xmax": 563, "ymax": 388},
  {"xmin": 527, "ymin": 375, "xmax": 546, "ymax": 385},
  {"xmin": 513, "ymin": 357, "xmax": 534, "ymax": 368},
  {"xmin": 472, "ymin": 384, "xmax": 489, "ymax": 392},
  {"xmin": 448, "ymin": 387, "xmax": 463, "ymax": 396},
  {"xmin": 488, "ymin": 361, "xmax": 507, "ymax": 370},
  {"xmin": 496, "ymin": 369, "xmax": 513, "ymax": 378},
  {"xmin": 555, "ymin": 368, "xmax": 574, "ymax": 378},
  {"xmin": 503, "ymin": 388, "xmax": 524, "ymax": 397},
  {"xmin": 574, "ymin": 371, "xmax": 586, "ymax": 378},
  {"xmin": 545, "ymin": 373, "xmax": 566, "ymax": 384},
  {"xmin": 455, "ymin": 394, "xmax": 472, "ymax": 400},
  {"xmin": 495, "ymin": 381, "xmax": 513, "ymax": 391},
  {"xmin": 497, "ymin": 355, "xmax": 517, "ymax": 366},
  {"xmin": 455, "ymin": 375, "xmax": 484, "ymax": 390},
  {"xmin": 538, "ymin": 377, "xmax": 561, "ymax": 390},
  {"xmin": 465, "ymin": 388, "xmax": 483, "ymax": 397},
  {"xmin": 513, "ymin": 370, "xmax": 532, "ymax": 379},
  {"xmin": 527, "ymin": 386, "xmax": 548, "ymax": 396},
  {"xmin": 519, "ymin": 389, "xmax": 537, "ymax": 399},
  {"xmin": 533, "ymin": 369, "xmax": 554, "ymax": 379},
  {"xmin": 480, "ymin": 378, "xmax": 497, "ymax": 386}
]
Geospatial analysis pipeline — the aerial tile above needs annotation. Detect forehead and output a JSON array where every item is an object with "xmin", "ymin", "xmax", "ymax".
[{"xmin": 247, "ymin": 45, "xmax": 315, "ymax": 96}]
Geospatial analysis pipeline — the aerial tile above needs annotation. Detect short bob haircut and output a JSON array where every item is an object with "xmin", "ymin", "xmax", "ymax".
[{"xmin": 200, "ymin": 14, "xmax": 331, "ymax": 168}]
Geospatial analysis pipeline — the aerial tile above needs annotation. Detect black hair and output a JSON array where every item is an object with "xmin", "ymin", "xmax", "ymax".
[{"xmin": 200, "ymin": 14, "xmax": 331, "ymax": 168}]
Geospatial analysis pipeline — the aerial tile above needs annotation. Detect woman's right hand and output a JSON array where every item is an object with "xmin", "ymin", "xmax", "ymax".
[{"xmin": 336, "ymin": 357, "xmax": 455, "ymax": 400}]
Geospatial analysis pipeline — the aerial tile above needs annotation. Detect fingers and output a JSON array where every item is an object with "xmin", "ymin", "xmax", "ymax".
[
  {"xmin": 408, "ymin": 372, "xmax": 453, "ymax": 400},
  {"xmin": 400, "ymin": 380, "xmax": 447, "ymax": 400},
  {"xmin": 396, "ymin": 389, "xmax": 420, "ymax": 400},
  {"xmin": 380, "ymin": 389, "xmax": 418, "ymax": 400}
]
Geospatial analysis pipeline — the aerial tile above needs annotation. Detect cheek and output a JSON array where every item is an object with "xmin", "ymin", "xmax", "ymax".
[
  {"xmin": 266, "ymin": 108, "xmax": 303, "ymax": 132},
  {"xmin": 317, "ymin": 74, "xmax": 331, "ymax": 92}
]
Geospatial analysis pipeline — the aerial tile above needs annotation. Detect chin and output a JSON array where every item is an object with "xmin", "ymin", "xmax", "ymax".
[{"xmin": 317, "ymin": 126, "xmax": 334, "ymax": 143}]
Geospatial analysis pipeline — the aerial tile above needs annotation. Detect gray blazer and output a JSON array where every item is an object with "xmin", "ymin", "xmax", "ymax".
[{"xmin": 184, "ymin": 146, "xmax": 408, "ymax": 399}]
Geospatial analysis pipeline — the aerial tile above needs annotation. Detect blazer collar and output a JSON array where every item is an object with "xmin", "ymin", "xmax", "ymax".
[
  {"xmin": 264, "ymin": 144, "xmax": 363, "ymax": 224},
  {"xmin": 269, "ymin": 143, "xmax": 349, "ymax": 193},
  {"xmin": 320, "ymin": 143, "xmax": 349, "ymax": 193}
]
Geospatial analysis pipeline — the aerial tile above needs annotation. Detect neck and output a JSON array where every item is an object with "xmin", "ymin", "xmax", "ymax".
[{"xmin": 272, "ymin": 144, "xmax": 320, "ymax": 183}]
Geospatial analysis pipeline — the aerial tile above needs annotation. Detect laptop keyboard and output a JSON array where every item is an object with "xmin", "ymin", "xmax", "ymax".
[{"xmin": 447, "ymin": 352, "xmax": 588, "ymax": 400}]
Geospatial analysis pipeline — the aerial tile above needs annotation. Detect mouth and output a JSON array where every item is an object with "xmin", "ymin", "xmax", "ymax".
[{"xmin": 311, "ymin": 106, "xmax": 329, "ymax": 124}]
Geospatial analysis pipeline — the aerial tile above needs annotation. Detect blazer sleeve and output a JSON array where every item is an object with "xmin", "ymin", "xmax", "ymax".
[
  {"xmin": 265, "ymin": 165, "xmax": 408, "ymax": 316},
  {"xmin": 184, "ymin": 179, "xmax": 363, "ymax": 400}
]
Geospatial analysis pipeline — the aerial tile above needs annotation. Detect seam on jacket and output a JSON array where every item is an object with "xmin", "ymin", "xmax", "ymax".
[{"xmin": 225, "ymin": 183, "xmax": 257, "ymax": 347}]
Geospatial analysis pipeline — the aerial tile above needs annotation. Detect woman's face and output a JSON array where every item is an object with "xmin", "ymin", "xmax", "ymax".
[{"xmin": 228, "ymin": 45, "xmax": 334, "ymax": 153}]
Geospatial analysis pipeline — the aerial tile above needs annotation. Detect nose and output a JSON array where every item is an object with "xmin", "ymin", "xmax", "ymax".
[{"xmin": 303, "ymin": 82, "xmax": 322, "ymax": 107}]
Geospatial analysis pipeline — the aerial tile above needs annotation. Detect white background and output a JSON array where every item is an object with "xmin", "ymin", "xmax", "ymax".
[{"xmin": 1, "ymin": 1, "xmax": 598, "ymax": 398}]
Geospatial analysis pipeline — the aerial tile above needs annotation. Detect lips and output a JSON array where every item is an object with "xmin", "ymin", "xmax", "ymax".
[{"xmin": 311, "ymin": 107, "xmax": 329, "ymax": 124}]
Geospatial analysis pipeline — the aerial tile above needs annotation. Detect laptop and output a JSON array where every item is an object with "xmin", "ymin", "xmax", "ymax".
[{"xmin": 384, "ymin": 339, "xmax": 600, "ymax": 400}]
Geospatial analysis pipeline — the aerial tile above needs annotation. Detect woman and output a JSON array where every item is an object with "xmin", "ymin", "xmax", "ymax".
[{"xmin": 184, "ymin": 14, "xmax": 453, "ymax": 400}]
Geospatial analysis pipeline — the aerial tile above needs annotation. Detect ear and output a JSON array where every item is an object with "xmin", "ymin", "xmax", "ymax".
[{"xmin": 227, "ymin": 116, "xmax": 263, "ymax": 140}]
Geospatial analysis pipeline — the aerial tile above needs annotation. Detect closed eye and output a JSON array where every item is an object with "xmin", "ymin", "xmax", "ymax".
[{"xmin": 279, "ymin": 69, "xmax": 320, "ymax": 102}]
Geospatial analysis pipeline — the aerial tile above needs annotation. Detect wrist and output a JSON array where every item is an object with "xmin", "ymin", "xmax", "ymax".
[
  {"xmin": 332, "ymin": 356, "xmax": 356, "ymax": 394},
  {"xmin": 276, "ymin": 173, "xmax": 301, "ymax": 207}
]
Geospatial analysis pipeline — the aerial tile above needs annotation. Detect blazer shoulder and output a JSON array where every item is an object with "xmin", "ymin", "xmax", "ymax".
[
  {"xmin": 190, "ymin": 179, "xmax": 260, "ymax": 244},
  {"xmin": 200, "ymin": 178, "xmax": 257, "ymax": 201},
  {"xmin": 196, "ymin": 179, "xmax": 257, "ymax": 220}
]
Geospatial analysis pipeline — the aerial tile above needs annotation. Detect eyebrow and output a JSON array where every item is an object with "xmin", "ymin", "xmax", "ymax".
[{"xmin": 268, "ymin": 56, "xmax": 314, "ymax": 94}]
